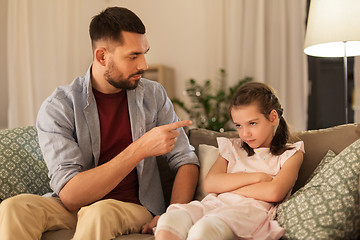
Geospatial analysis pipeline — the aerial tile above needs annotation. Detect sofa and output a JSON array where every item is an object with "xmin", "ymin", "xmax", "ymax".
[{"xmin": 0, "ymin": 123, "xmax": 359, "ymax": 239}]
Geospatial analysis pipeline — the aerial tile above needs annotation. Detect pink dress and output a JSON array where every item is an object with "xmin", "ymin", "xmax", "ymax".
[{"xmin": 167, "ymin": 137, "xmax": 304, "ymax": 240}]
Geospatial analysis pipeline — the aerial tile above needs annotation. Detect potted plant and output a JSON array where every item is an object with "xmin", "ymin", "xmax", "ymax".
[{"xmin": 172, "ymin": 69, "xmax": 252, "ymax": 132}]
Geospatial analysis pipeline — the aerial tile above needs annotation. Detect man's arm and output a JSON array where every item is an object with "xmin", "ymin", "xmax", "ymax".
[{"xmin": 59, "ymin": 120, "xmax": 193, "ymax": 212}]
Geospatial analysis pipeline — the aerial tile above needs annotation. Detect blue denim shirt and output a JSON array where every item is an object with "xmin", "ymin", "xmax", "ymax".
[{"xmin": 36, "ymin": 66, "xmax": 199, "ymax": 215}]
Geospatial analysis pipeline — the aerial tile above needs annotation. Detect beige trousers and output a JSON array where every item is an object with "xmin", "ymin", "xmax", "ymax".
[{"xmin": 0, "ymin": 194, "xmax": 153, "ymax": 240}]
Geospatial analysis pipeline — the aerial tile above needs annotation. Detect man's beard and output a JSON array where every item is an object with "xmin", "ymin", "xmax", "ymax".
[{"xmin": 104, "ymin": 68, "xmax": 144, "ymax": 90}]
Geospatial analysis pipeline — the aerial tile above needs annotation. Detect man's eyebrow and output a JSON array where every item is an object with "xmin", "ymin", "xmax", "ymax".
[{"xmin": 130, "ymin": 47, "xmax": 150, "ymax": 55}]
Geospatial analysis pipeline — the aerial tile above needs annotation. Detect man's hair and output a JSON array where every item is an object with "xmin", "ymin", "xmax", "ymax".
[{"xmin": 89, "ymin": 7, "xmax": 146, "ymax": 50}]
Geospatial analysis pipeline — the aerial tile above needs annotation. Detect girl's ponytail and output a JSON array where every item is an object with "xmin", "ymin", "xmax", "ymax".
[{"xmin": 271, "ymin": 115, "xmax": 291, "ymax": 155}]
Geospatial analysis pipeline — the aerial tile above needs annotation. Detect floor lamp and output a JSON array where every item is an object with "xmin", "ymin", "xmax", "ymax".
[{"xmin": 304, "ymin": 0, "xmax": 360, "ymax": 124}]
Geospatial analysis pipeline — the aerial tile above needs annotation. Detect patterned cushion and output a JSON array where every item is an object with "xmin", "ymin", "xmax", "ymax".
[
  {"xmin": 276, "ymin": 138, "xmax": 360, "ymax": 239},
  {"xmin": 304, "ymin": 150, "xmax": 336, "ymax": 184},
  {"xmin": 0, "ymin": 126, "xmax": 51, "ymax": 202}
]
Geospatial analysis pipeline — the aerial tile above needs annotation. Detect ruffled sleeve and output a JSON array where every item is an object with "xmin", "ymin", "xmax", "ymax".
[
  {"xmin": 216, "ymin": 137, "xmax": 245, "ymax": 173},
  {"xmin": 217, "ymin": 137, "xmax": 231, "ymax": 156},
  {"xmin": 280, "ymin": 141, "xmax": 305, "ymax": 167},
  {"xmin": 216, "ymin": 137, "xmax": 242, "ymax": 158}
]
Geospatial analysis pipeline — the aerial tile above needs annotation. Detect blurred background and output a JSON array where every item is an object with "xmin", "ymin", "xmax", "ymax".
[{"xmin": 1, "ymin": 0, "xmax": 358, "ymax": 132}]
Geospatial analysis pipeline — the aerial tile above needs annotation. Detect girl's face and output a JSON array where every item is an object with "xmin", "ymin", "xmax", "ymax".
[{"xmin": 231, "ymin": 103, "xmax": 278, "ymax": 149}]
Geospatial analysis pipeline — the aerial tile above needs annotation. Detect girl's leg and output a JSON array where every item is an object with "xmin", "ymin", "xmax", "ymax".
[
  {"xmin": 155, "ymin": 230, "xmax": 181, "ymax": 240},
  {"xmin": 155, "ymin": 209, "xmax": 193, "ymax": 240},
  {"xmin": 187, "ymin": 216, "xmax": 236, "ymax": 240}
]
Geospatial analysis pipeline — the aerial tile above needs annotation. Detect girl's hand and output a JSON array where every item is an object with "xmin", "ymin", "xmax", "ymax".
[
  {"xmin": 231, "ymin": 151, "xmax": 303, "ymax": 202},
  {"xmin": 256, "ymin": 172, "xmax": 273, "ymax": 183},
  {"xmin": 205, "ymin": 155, "xmax": 274, "ymax": 194},
  {"xmin": 230, "ymin": 172, "xmax": 272, "ymax": 196}
]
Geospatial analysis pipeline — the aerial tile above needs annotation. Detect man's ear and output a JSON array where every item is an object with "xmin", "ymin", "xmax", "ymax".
[
  {"xmin": 95, "ymin": 47, "xmax": 107, "ymax": 66},
  {"xmin": 269, "ymin": 109, "xmax": 279, "ymax": 125}
]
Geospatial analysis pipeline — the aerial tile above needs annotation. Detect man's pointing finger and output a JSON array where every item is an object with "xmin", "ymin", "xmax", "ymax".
[{"xmin": 164, "ymin": 120, "xmax": 193, "ymax": 131}]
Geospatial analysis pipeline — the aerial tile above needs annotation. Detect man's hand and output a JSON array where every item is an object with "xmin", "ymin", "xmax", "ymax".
[
  {"xmin": 141, "ymin": 215, "xmax": 160, "ymax": 234},
  {"xmin": 136, "ymin": 120, "xmax": 192, "ymax": 159}
]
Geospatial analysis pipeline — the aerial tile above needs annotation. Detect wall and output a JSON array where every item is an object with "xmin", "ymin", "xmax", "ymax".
[{"xmin": 112, "ymin": 0, "xmax": 220, "ymax": 82}]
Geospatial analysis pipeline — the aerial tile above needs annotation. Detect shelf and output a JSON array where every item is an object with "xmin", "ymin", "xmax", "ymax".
[{"xmin": 143, "ymin": 64, "xmax": 175, "ymax": 98}]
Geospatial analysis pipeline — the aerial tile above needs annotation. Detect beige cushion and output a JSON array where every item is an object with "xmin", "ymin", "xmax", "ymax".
[
  {"xmin": 194, "ymin": 144, "xmax": 219, "ymax": 200},
  {"xmin": 293, "ymin": 123, "xmax": 360, "ymax": 193}
]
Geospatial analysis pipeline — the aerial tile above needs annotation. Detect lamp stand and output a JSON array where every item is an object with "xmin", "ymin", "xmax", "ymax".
[{"xmin": 343, "ymin": 41, "xmax": 349, "ymax": 124}]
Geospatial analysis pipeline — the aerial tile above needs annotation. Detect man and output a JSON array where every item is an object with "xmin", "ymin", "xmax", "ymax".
[{"xmin": 0, "ymin": 7, "xmax": 199, "ymax": 239}]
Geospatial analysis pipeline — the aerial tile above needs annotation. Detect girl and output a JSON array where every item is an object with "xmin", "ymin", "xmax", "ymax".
[{"xmin": 154, "ymin": 82, "xmax": 304, "ymax": 240}]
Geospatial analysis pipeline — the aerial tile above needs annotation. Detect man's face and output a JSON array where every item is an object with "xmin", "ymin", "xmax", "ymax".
[{"xmin": 104, "ymin": 31, "xmax": 149, "ymax": 91}]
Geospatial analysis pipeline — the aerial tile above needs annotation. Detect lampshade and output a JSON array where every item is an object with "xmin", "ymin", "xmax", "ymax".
[{"xmin": 304, "ymin": 0, "xmax": 360, "ymax": 57}]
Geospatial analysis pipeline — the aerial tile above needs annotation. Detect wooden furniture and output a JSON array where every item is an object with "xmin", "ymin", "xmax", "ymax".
[{"xmin": 143, "ymin": 64, "xmax": 175, "ymax": 98}]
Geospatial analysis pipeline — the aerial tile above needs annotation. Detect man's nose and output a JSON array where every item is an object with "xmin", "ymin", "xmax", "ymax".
[{"xmin": 138, "ymin": 55, "xmax": 148, "ymax": 71}]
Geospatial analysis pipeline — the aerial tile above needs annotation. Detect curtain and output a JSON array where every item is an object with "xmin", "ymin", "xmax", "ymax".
[
  {"xmin": 7, "ymin": 0, "xmax": 95, "ymax": 128},
  {"xmin": 220, "ymin": 0, "xmax": 308, "ymax": 131}
]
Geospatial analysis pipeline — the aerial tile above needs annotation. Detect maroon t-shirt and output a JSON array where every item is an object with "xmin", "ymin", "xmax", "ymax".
[{"xmin": 93, "ymin": 88, "xmax": 140, "ymax": 205}]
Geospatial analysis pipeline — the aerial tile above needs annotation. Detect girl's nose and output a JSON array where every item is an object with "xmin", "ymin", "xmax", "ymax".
[{"xmin": 242, "ymin": 127, "xmax": 251, "ymax": 137}]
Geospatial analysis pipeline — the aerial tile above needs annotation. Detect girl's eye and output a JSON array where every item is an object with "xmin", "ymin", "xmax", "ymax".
[
  {"xmin": 235, "ymin": 124, "xmax": 241, "ymax": 128},
  {"xmin": 250, "ymin": 122, "xmax": 256, "ymax": 126},
  {"xmin": 129, "ymin": 55, "xmax": 137, "ymax": 60}
]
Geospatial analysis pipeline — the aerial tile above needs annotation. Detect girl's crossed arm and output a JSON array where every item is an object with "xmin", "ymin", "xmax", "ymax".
[
  {"xmin": 204, "ymin": 154, "xmax": 273, "ymax": 194},
  {"xmin": 230, "ymin": 150, "xmax": 303, "ymax": 203}
]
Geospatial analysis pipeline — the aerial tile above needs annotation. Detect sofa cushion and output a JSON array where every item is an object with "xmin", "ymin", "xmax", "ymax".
[
  {"xmin": 188, "ymin": 128, "xmax": 238, "ymax": 156},
  {"xmin": 0, "ymin": 126, "xmax": 51, "ymax": 202},
  {"xmin": 304, "ymin": 150, "xmax": 336, "ymax": 184},
  {"xmin": 276, "ymin": 138, "xmax": 360, "ymax": 239},
  {"xmin": 293, "ymin": 123, "xmax": 360, "ymax": 193},
  {"xmin": 194, "ymin": 144, "xmax": 219, "ymax": 200}
]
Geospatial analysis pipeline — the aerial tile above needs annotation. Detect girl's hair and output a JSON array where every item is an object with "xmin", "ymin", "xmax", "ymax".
[{"xmin": 229, "ymin": 82, "xmax": 292, "ymax": 156}]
